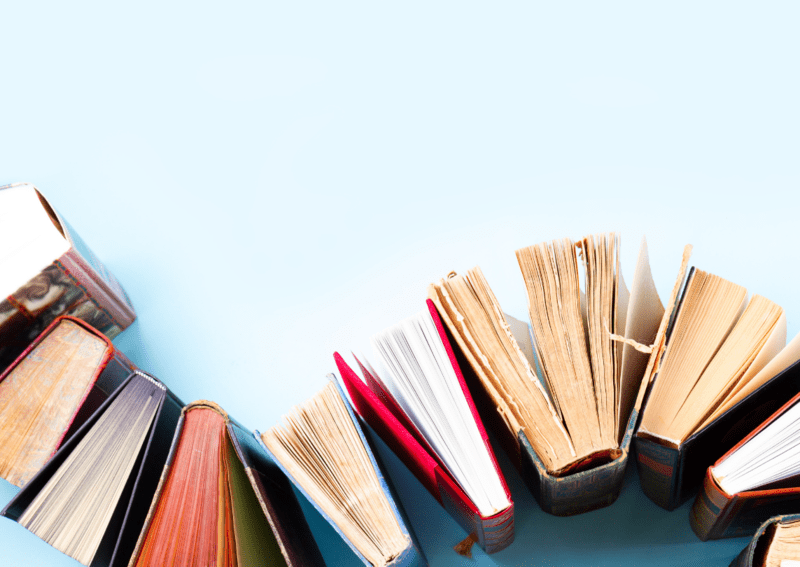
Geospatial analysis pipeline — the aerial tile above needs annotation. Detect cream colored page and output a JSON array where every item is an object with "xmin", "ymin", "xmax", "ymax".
[
  {"xmin": 633, "ymin": 244, "xmax": 692, "ymax": 418},
  {"xmin": 617, "ymin": 238, "xmax": 664, "ymax": 440},
  {"xmin": 708, "ymin": 315, "xmax": 794, "ymax": 422}
]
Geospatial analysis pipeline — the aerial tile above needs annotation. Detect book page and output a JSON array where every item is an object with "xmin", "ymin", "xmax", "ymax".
[
  {"xmin": 0, "ymin": 185, "xmax": 69, "ymax": 298},
  {"xmin": 370, "ymin": 308, "xmax": 510, "ymax": 516},
  {"xmin": 703, "ymin": 313, "xmax": 789, "ymax": 426},
  {"xmin": 766, "ymin": 519, "xmax": 800, "ymax": 567},
  {"xmin": 617, "ymin": 238, "xmax": 664, "ymax": 441}
]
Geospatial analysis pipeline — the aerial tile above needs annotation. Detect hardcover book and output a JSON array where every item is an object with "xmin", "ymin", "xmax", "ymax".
[
  {"xmin": 634, "ymin": 256, "xmax": 800, "ymax": 511},
  {"xmin": 690, "ymin": 386, "xmax": 800, "ymax": 541},
  {"xmin": 1, "ymin": 370, "xmax": 183, "ymax": 567},
  {"xmin": 0, "ymin": 315, "xmax": 134, "ymax": 487},
  {"xmin": 128, "ymin": 400, "xmax": 323, "ymax": 567},
  {"xmin": 0, "ymin": 182, "xmax": 136, "ymax": 371},
  {"xmin": 333, "ymin": 299, "xmax": 514, "ymax": 554},
  {"xmin": 730, "ymin": 515, "xmax": 800, "ymax": 567},
  {"xmin": 259, "ymin": 380, "xmax": 428, "ymax": 567},
  {"xmin": 428, "ymin": 235, "xmax": 666, "ymax": 516}
]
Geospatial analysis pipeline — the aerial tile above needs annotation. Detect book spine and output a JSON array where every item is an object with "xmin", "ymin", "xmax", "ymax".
[
  {"xmin": 689, "ymin": 471, "xmax": 735, "ymax": 541},
  {"xmin": 634, "ymin": 436, "xmax": 683, "ymax": 510}
]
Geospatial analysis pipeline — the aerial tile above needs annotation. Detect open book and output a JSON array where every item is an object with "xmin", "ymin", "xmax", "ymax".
[
  {"xmin": 1, "ymin": 371, "xmax": 182, "ymax": 567},
  {"xmin": 731, "ymin": 515, "xmax": 800, "ymax": 567},
  {"xmin": 0, "ymin": 183, "xmax": 135, "ymax": 370},
  {"xmin": 0, "ymin": 315, "xmax": 134, "ymax": 487},
  {"xmin": 334, "ymin": 299, "xmax": 514, "ymax": 553},
  {"xmin": 635, "ymin": 258, "xmax": 800, "ymax": 510},
  {"xmin": 690, "ymin": 385, "xmax": 800, "ymax": 541},
  {"xmin": 428, "ymin": 234, "xmax": 664, "ymax": 515},
  {"xmin": 259, "ymin": 381, "xmax": 426, "ymax": 567}
]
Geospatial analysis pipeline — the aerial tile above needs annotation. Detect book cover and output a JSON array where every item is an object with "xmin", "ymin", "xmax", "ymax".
[
  {"xmin": 1, "ymin": 370, "xmax": 183, "ymax": 567},
  {"xmin": 257, "ymin": 379, "xmax": 428, "ymax": 567},
  {"xmin": 334, "ymin": 299, "xmax": 514, "ymax": 553},
  {"xmin": 0, "ymin": 183, "xmax": 136, "ymax": 370}
]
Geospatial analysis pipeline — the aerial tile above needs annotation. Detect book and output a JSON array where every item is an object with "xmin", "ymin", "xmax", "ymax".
[
  {"xmin": 690, "ymin": 386, "xmax": 800, "ymax": 541},
  {"xmin": 730, "ymin": 515, "xmax": 800, "ymax": 567},
  {"xmin": 0, "ymin": 182, "xmax": 136, "ymax": 371},
  {"xmin": 259, "ymin": 380, "xmax": 427, "ymax": 567},
  {"xmin": 0, "ymin": 315, "xmax": 135, "ymax": 487},
  {"xmin": 635, "ymin": 254, "xmax": 800, "ymax": 511},
  {"xmin": 128, "ymin": 400, "xmax": 324, "ymax": 567},
  {"xmin": 427, "ymin": 235, "xmax": 665, "ymax": 515},
  {"xmin": 333, "ymin": 299, "xmax": 515, "ymax": 554},
  {"xmin": 1, "ymin": 370, "xmax": 182, "ymax": 567}
]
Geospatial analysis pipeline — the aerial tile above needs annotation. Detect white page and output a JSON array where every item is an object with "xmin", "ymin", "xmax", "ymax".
[
  {"xmin": 713, "ymin": 399, "xmax": 800, "ymax": 495},
  {"xmin": 0, "ymin": 184, "xmax": 69, "ymax": 298},
  {"xmin": 371, "ymin": 309, "xmax": 510, "ymax": 516}
]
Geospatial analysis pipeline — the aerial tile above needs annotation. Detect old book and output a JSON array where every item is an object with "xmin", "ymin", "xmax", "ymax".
[
  {"xmin": 0, "ymin": 182, "xmax": 135, "ymax": 371},
  {"xmin": 128, "ymin": 401, "xmax": 324, "ymax": 567},
  {"xmin": 259, "ymin": 381, "xmax": 427, "ymax": 567},
  {"xmin": 1, "ymin": 371, "xmax": 182, "ymax": 567},
  {"xmin": 428, "ymin": 235, "xmax": 665, "ymax": 515},
  {"xmin": 0, "ymin": 315, "xmax": 134, "ymax": 487},
  {"xmin": 635, "ymin": 257, "xmax": 800, "ymax": 510},
  {"xmin": 730, "ymin": 515, "xmax": 800, "ymax": 567},
  {"xmin": 690, "ymin": 388, "xmax": 800, "ymax": 541},
  {"xmin": 333, "ymin": 299, "xmax": 514, "ymax": 554}
]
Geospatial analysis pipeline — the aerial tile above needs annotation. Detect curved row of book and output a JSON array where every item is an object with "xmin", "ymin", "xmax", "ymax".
[{"xmin": 1, "ymin": 181, "xmax": 800, "ymax": 567}]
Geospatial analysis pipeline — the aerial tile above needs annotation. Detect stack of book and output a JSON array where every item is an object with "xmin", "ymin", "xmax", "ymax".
[{"xmin": 3, "ymin": 182, "xmax": 800, "ymax": 567}]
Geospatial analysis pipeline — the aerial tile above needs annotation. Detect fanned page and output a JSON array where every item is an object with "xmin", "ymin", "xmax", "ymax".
[
  {"xmin": 367, "ymin": 307, "xmax": 510, "ymax": 516},
  {"xmin": 639, "ymin": 269, "xmax": 786, "ymax": 443},
  {"xmin": 261, "ymin": 383, "xmax": 408, "ymax": 567},
  {"xmin": 18, "ymin": 373, "xmax": 164, "ymax": 566},
  {"xmin": 0, "ymin": 319, "xmax": 108, "ymax": 487},
  {"xmin": 765, "ymin": 519, "xmax": 800, "ymax": 567},
  {"xmin": 428, "ymin": 268, "xmax": 576, "ymax": 473},
  {"xmin": 616, "ymin": 238, "xmax": 664, "ymax": 441},
  {"xmin": 132, "ymin": 403, "xmax": 281, "ymax": 567},
  {"xmin": 712, "ymin": 398, "xmax": 800, "ymax": 495}
]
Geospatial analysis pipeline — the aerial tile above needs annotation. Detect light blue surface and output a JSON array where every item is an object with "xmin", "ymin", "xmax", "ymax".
[{"xmin": 1, "ymin": 2, "xmax": 799, "ymax": 565}]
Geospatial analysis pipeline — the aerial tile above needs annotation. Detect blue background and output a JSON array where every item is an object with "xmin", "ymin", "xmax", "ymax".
[{"xmin": 1, "ymin": 2, "xmax": 799, "ymax": 565}]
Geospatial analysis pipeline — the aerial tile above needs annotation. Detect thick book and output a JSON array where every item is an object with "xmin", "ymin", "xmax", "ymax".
[
  {"xmin": 333, "ymin": 299, "xmax": 514, "ymax": 553},
  {"xmin": 0, "ymin": 315, "xmax": 135, "ymax": 487},
  {"xmin": 1, "ymin": 370, "xmax": 183, "ymax": 567},
  {"xmin": 634, "ymin": 262, "xmax": 800, "ymax": 511},
  {"xmin": 690, "ymin": 389, "xmax": 800, "ymax": 541},
  {"xmin": 128, "ymin": 400, "xmax": 323, "ymax": 567},
  {"xmin": 259, "ymin": 380, "xmax": 427, "ymax": 567},
  {"xmin": 428, "ymin": 236, "xmax": 666, "ymax": 516},
  {"xmin": 730, "ymin": 515, "xmax": 800, "ymax": 567},
  {"xmin": 0, "ymin": 182, "xmax": 136, "ymax": 371}
]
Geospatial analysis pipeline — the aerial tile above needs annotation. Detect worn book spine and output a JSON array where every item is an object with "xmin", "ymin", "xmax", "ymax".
[
  {"xmin": 516, "ymin": 409, "xmax": 636, "ymax": 517},
  {"xmin": 690, "ymin": 470, "xmax": 739, "ymax": 541},
  {"xmin": 634, "ymin": 435, "xmax": 684, "ymax": 511},
  {"xmin": 0, "ymin": 183, "xmax": 136, "ymax": 370},
  {"xmin": 729, "ymin": 515, "xmax": 800, "ymax": 567}
]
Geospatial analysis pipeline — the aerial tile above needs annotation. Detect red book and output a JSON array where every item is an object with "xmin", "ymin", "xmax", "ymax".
[
  {"xmin": 334, "ymin": 299, "xmax": 514, "ymax": 555},
  {"xmin": 690, "ymin": 390, "xmax": 800, "ymax": 541}
]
